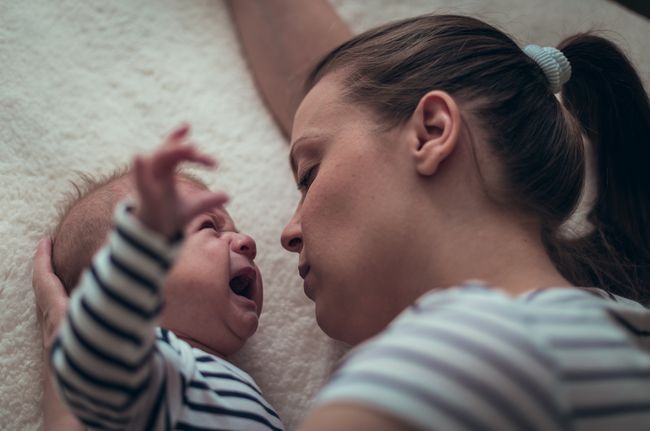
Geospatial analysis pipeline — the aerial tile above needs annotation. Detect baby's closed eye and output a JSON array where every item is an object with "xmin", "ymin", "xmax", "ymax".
[
  {"xmin": 194, "ymin": 215, "xmax": 225, "ymax": 234},
  {"xmin": 200, "ymin": 220, "xmax": 220, "ymax": 230}
]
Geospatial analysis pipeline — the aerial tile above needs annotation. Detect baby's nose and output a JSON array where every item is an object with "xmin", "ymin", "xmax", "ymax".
[{"xmin": 230, "ymin": 232, "xmax": 257, "ymax": 260}]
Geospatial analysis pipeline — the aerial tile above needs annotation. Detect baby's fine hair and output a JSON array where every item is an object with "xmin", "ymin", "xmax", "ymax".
[
  {"xmin": 307, "ymin": 14, "xmax": 650, "ymax": 304},
  {"xmin": 51, "ymin": 167, "xmax": 207, "ymax": 293}
]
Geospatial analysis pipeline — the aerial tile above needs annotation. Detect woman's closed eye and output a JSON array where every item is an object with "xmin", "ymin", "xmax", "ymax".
[{"xmin": 297, "ymin": 165, "xmax": 318, "ymax": 192}]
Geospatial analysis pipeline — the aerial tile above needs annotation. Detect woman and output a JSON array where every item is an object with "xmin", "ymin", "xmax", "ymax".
[{"xmin": 35, "ymin": 1, "xmax": 650, "ymax": 430}]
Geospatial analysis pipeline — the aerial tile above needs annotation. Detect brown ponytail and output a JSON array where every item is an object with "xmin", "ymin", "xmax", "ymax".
[
  {"xmin": 550, "ymin": 34, "xmax": 650, "ymax": 304},
  {"xmin": 305, "ymin": 15, "xmax": 650, "ymax": 304}
]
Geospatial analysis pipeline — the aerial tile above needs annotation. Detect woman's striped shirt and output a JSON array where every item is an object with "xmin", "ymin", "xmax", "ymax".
[{"xmin": 316, "ymin": 283, "xmax": 650, "ymax": 431}]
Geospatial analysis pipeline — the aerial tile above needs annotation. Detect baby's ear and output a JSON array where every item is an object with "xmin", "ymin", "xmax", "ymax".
[{"xmin": 408, "ymin": 90, "xmax": 461, "ymax": 176}]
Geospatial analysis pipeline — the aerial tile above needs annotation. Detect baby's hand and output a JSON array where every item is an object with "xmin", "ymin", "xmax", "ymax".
[{"xmin": 133, "ymin": 124, "xmax": 229, "ymax": 238}]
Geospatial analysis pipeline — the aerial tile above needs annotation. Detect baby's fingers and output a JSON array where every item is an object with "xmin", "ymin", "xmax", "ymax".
[
  {"xmin": 163, "ymin": 123, "xmax": 191, "ymax": 146},
  {"xmin": 151, "ymin": 144, "xmax": 216, "ymax": 180},
  {"xmin": 133, "ymin": 155, "xmax": 153, "ymax": 198},
  {"xmin": 183, "ymin": 191, "xmax": 230, "ymax": 224}
]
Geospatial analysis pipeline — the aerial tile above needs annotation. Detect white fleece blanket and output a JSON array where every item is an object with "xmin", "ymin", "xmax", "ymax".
[{"xmin": 0, "ymin": 0, "xmax": 647, "ymax": 429}]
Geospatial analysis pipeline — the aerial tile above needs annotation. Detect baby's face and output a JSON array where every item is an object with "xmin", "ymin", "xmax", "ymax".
[{"xmin": 159, "ymin": 179, "xmax": 263, "ymax": 358}]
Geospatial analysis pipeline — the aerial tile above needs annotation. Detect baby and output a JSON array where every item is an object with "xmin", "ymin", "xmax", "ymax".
[{"xmin": 49, "ymin": 124, "xmax": 284, "ymax": 430}]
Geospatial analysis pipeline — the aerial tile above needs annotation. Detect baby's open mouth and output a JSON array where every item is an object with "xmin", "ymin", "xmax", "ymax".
[{"xmin": 229, "ymin": 269, "xmax": 256, "ymax": 301}]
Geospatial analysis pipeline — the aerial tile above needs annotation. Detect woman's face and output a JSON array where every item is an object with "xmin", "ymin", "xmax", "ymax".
[{"xmin": 281, "ymin": 73, "xmax": 425, "ymax": 345}]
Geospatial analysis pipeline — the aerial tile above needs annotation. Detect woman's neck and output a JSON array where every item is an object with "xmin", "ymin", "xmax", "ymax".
[{"xmin": 413, "ymin": 208, "xmax": 574, "ymax": 298}]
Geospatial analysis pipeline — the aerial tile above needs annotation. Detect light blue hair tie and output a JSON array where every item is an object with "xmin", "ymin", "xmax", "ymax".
[{"xmin": 523, "ymin": 44, "xmax": 572, "ymax": 94}]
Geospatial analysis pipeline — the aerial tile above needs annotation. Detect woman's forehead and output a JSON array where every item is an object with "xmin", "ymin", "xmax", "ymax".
[{"xmin": 292, "ymin": 73, "xmax": 348, "ymax": 141}]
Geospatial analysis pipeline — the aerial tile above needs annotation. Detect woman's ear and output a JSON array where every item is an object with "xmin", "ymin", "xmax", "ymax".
[{"xmin": 409, "ymin": 90, "xmax": 461, "ymax": 176}]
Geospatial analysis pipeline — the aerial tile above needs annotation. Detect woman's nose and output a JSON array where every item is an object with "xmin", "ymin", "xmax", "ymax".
[
  {"xmin": 281, "ymin": 213, "xmax": 303, "ymax": 253},
  {"xmin": 229, "ymin": 232, "xmax": 257, "ymax": 260}
]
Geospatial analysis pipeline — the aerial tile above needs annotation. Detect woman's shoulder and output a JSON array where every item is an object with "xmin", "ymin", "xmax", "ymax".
[
  {"xmin": 342, "ymin": 284, "xmax": 572, "ymax": 381},
  {"xmin": 399, "ymin": 282, "xmax": 648, "ymax": 331},
  {"xmin": 315, "ymin": 284, "xmax": 649, "ymax": 431},
  {"xmin": 316, "ymin": 285, "xmax": 567, "ymax": 430},
  {"xmin": 381, "ymin": 283, "xmax": 650, "ymax": 373}
]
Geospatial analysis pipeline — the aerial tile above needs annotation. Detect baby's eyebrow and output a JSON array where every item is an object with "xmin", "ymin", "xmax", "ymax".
[{"xmin": 211, "ymin": 211, "xmax": 240, "ymax": 234}]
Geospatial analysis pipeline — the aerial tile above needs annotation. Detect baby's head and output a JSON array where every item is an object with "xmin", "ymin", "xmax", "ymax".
[
  {"xmin": 52, "ymin": 169, "xmax": 263, "ymax": 357},
  {"xmin": 52, "ymin": 169, "xmax": 133, "ymax": 293}
]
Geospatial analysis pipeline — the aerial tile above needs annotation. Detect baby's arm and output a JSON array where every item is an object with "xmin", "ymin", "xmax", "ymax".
[
  {"xmin": 227, "ymin": 0, "xmax": 352, "ymax": 138},
  {"xmin": 49, "ymin": 125, "xmax": 228, "ymax": 429}
]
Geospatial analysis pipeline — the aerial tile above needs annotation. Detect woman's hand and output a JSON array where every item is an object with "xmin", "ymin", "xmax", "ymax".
[
  {"xmin": 32, "ymin": 238, "xmax": 86, "ymax": 431},
  {"xmin": 33, "ymin": 238, "xmax": 69, "ymax": 351},
  {"xmin": 133, "ymin": 123, "xmax": 229, "ymax": 238}
]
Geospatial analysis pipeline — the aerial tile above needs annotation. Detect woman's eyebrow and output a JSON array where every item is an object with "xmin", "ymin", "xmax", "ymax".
[{"xmin": 289, "ymin": 133, "xmax": 330, "ymax": 174}]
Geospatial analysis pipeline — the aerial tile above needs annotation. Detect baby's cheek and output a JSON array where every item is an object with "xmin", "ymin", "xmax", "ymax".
[
  {"xmin": 188, "ymin": 239, "xmax": 231, "ymax": 282},
  {"xmin": 201, "ymin": 238, "xmax": 230, "ymax": 261},
  {"xmin": 184, "ymin": 232, "xmax": 228, "ymax": 255}
]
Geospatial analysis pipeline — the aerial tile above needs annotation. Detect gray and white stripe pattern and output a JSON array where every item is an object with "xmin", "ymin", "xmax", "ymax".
[{"xmin": 316, "ymin": 284, "xmax": 650, "ymax": 431}]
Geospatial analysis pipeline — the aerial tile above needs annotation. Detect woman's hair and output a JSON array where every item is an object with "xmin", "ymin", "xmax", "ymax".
[{"xmin": 305, "ymin": 15, "xmax": 650, "ymax": 304}]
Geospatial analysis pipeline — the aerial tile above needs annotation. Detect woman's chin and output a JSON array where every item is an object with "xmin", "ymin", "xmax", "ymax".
[
  {"xmin": 315, "ymin": 304, "xmax": 347, "ymax": 343},
  {"xmin": 315, "ymin": 302, "xmax": 372, "ymax": 346}
]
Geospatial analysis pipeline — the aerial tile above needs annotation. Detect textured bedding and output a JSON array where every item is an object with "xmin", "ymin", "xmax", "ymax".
[{"xmin": 0, "ymin": 1, "xmax": 647, "ymax": 429}]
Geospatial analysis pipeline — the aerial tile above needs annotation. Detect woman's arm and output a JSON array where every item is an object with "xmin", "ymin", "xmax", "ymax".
[{"xmin": 227, "ymin": 0, "xmax": 352, "ymax": 138}]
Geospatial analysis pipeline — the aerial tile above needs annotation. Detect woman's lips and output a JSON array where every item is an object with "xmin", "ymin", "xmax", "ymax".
[
  {"xmin": 303, "ymin": 275, "xmax": 315, "ymax": 301},
  {"xmin": 298, "ymin": 263, "xmax": 310, "ymax": 279},
  {"xmin": 299, "ymin": 262, "xmax": 314, "ymax": 300}
]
